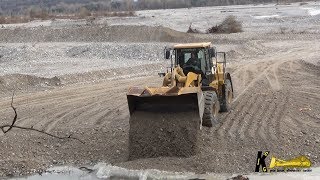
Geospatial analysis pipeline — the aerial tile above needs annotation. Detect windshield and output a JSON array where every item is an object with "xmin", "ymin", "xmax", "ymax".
[{"xmin": 176, "ymin": 48, "xmax": 206, "ymax": 73}]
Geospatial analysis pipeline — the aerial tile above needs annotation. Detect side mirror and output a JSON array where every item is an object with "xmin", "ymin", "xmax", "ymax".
[
  {"xmin": 209, "ymin": 48, "xmax": 216, "ymax": 58},
  {"xmin": 165, "ymin": 50, "xmax": 170, "ymax": 59}
]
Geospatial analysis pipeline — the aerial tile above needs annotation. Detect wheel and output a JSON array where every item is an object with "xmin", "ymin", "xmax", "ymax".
[
  {"xmin": 202, "ymin": 91, "xmax": 220, "ymax": 127},
  {"xmin": 220, "ymin": 79, "xmax": 233, "ymax": 112}
]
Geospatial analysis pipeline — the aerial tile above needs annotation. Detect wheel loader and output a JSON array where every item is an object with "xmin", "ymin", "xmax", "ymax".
[{"xmin": 127, "ymin": 42, "xmax": 233, "ymax": 160}]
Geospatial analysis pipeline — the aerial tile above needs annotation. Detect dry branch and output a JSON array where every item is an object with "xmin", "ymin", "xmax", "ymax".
[
  {"xmin": 2, "ymin": 92, "xmax": 17, "ymax": 133},
  {"xmin": 0, "ymin": 92, "xmax": 85, "ymax": 144}
]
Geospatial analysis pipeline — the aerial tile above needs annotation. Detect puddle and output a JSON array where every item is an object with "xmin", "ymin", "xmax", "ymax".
[{"xmin": 253, "ymin": 15, "xmax": 280, "ymax": 19}]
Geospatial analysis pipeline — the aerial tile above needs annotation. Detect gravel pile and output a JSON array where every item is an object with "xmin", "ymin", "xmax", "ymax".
[
  {"xmin": 0, "ymin": 25, "xmax": 200, "ymax": 43},
  {"xmin": 0, "ymin": 42, "xmax": 171, "ymax": 78}
]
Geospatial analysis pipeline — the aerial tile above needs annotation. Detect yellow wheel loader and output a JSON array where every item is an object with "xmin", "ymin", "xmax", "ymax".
[{"xmin": 127, "ymin": 42, "xmax": 233, "ymax": 160}]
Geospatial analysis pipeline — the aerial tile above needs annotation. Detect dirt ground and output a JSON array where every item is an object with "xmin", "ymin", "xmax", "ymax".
[{"xmin": 0, "ymin": 2, "xmax": 320, "ymax": 177}]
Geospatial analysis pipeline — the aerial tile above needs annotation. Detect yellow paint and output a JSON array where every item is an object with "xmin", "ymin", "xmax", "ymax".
[
  {"xmin": 269, "ymin": 156, "xmax": 312, "ymax": 169},
  {"xmin": 173, "ymin": 42, "xmax": 212, "ymax": 49}
]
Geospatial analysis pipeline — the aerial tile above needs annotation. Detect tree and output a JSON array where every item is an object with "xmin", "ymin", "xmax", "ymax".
[
  {"xmin": 111, "ymin": 1, "xmax": 121, "ymax": 10},
  {"xmin": 29, "ymin": 8, "xmax": 49, "ymax": 20}
]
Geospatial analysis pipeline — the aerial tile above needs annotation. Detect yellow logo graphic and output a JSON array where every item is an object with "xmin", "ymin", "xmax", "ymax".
[
  {"xmin": 269, "ymin": 155, "xmax": 312, "ymax": 169},
  {"xmin": 255, "ymin": 151, "xmax": 312, "ymax": 172}
]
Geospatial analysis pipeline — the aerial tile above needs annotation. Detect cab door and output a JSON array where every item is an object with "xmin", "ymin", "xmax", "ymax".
[{"xmin": 204, "ymin": 48, "xmax": 215, "ymax": 84}]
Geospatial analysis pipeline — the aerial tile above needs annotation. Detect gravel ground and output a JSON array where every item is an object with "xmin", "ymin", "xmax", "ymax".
[
  {"xmin": 0, "ymin": 2, "xmax": 320, "ymax": 178},
  {"xmin": 0, "ymin": 42, "xmax": 169, "ymax": 77}
]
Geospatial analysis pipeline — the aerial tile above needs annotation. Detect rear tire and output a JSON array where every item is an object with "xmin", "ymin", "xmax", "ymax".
[
  {"xmin": 220, "ymin": 79, "xmax": 233, "ymax": 112},
  {"xmin": 202, "ymin": 91, "xmax": 220, "ymax": 127}
]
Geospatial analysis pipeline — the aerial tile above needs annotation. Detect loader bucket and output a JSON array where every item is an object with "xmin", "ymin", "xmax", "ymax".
[{"xmin": 127, "ymin": 91, "xmax": 204, "ymax": 160}]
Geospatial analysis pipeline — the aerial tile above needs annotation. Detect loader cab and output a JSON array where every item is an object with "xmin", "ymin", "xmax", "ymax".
[{"xmin": 169, "ymin": 42, "xmax": 216, "ymax": 82}]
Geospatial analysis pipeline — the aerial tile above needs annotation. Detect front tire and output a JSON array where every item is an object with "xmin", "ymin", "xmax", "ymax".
[{"xmin": 202, "ymin": 91, "xmax": 220, "ymax": 127}]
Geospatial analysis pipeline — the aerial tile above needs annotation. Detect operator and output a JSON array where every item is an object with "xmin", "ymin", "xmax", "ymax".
[{"xmin": 183, "ymin": 52, "xmax": 201, "ymax": 72}]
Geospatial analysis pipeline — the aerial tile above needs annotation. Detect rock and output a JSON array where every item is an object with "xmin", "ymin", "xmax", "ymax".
[{"xmin": 228, "ymin": 175, "xmax": 249, "ymax": 180}]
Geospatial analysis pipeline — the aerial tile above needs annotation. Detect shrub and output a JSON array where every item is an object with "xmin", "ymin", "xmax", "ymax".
[
  {"xmin": 114, "ymin": 11, "xmax": 136, "ymax": 17},
  {"xmin": 187, "ymin": 23, "xmax": 202, "ymax": 33},
  {"xmin": 207, "ymin": 15, "xmax": 243, "ymax": 34},
  {"xmin": 79, "ymin": 7, "xmax": 91, "ymax": 18},
  {"xmin": 98, "ymin": 11, "xmax": 136, "ymax": 17},
  {"xmin": 29, "ymin": 9, "xmax": 49, "ymax": 20}
]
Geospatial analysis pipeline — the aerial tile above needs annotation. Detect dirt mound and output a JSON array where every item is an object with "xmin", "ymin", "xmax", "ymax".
[
  {"xmin": 0, "ymin": 25, "xmax": 202, "ymax": 43},
  {"xmin": 0, "ymin": 74, "xmax": 61, "ymax": 94},
  {"xmin": 59, "ymin": 63, "xmax": 165, "ymax": 84}
]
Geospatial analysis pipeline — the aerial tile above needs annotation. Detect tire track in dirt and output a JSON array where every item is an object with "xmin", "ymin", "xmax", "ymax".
[
  {"xmin": 227, "ymin": 92, "xmax": 260, "ymax": 139},
  {"xmin": 261, "ymin": 94, "xmax": 277, "ymax": 141},
  {"xmin": 296, "ymin": 91, "xmax": 320, "ymax": 99},
  {"xmin": 219, "ymin": 60, "xmax": 269, "ymax": 132},
  {"xmin": 266, "ymin": 93, "xmax": 284, "ymax": 141},
  {"xmin": 292, "ymin": 94, "xmax": 320, "ymax": 108},
  {"xmin": 289, "ymin": 115, "xmax": 320, "ymax": 129},
  {"xmin": 234, "ymin": 92, "xmax": 261, "ymax": 140},
  {"xmin": 219, "ymin": 60, "xmax": 279, "ymax": 139},
  {"xmin": 232, "ymin": 60, "xmax": 276, "ymax": 102},
  {"xmin": 40, "ymin": 92, "xmax": 128, "ymax": 131},
  {"xmin": 229, "ymin": 58, "xmax": 297, "ymax": 142},
  {"xmin": 281, "ymin": 115, "xmax": 301, "ymax": 133},
  {"xmin": 94, "ymin": 96, "xmax": 127, "ymax": 126},
  {"xmin": 288, "ymin": 98, "xmax": 320, "ymax": 128},
  {"xmin": 255, "ymin": 97, "xmax": 273, "ymax": 145},
  {"xmin": 217, "ymin": 96, "xmax": 243, "ymax": 137},
  {"xmin": 285, "ymin": 90, "xmax": 320, "ymax": 129},
  {"xmin": 4, "ymin": 75, "xmax": 153, "ymax": 108},
  {"xmin": 18, "ymin": 92, "xmax": 108, "ymax": 128},
  {"xmin": 239, "ymin": 91, "xmax": 265, "ymax": 140},
  {"xmin": 256, "ymin": 61, "xmax": 292, "ymax": 142},
  {"xmin": 247, "ymin": 92, "xmax": 268, "ymax": 139},
  {"xmin": 265, "ymin": 63, "xmax": 282, "ymax": 91},
  {"xmin": 218, "ymin": 93, "xmax": 251, "ymax": 138},
  {"xmin": 221, "ymin": 58, "xmax": 283, "ymax": 141},
  {"xmin": 44, "ymin": 101, "xmax": 103, "ymax": 132},
  {"xmin": 10, "ymin": 76, "xmax": 158, "ymax": 131},
  {"xmin": 277, "ymin": 60, "xmax": 320, "ymax": 133},
  {"xmin": 272, "ymin": 92, "xmax": 289, "ymax": 138},
  {"xmin": 217, "ymin": 100, "xmax": 241, "ymax": 137}
]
